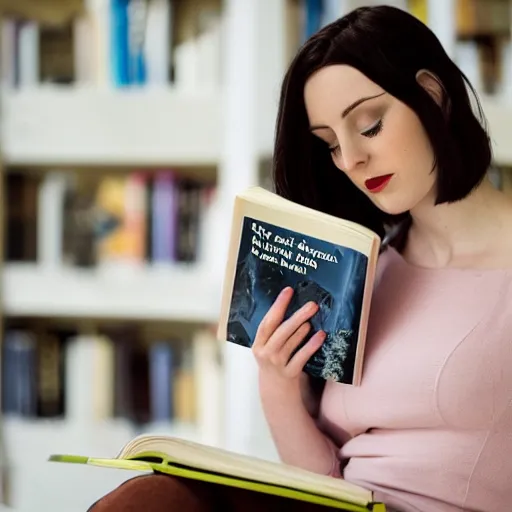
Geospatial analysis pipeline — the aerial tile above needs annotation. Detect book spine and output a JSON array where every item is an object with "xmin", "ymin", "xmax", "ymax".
[
  {"xmin": 17, "ymin": 20, "xmax": 39, "ymax": 87},
  {"xmin": 1, "ymin": 19, "xmax": 17, "ymax": 88},
  {"xmin": 144, "ymin": 0, "xmax": 172, "ymax": 85},
  {"xmin": 303, "ymin": 0, "xmax": 323, "ymax": 41},
  {"xmin": 2, "ymin": 331, "xmax": 37, "ymax": 417},
  {"xmin": 149, "ymin": 341, "xmax": 174, "ymax": 423},
  {"xmin": 128, "ymin": 0, "xmax": 147, "ymax": 85},
  {"xmin": 151, "ymin": 171, "xmax": 177, "ymax": 263},
  {"xmin": 124, "ymin": 172, "xmax": 147, "ymax": 263},
  {"xmin": 37, "ymin": 172, "xmax": 68, "ymax": 269},
  {"xmin": 36, "ymin": 333, "xmax": 64, "ymax": 418},
  {"xmin": 110, "ymin": 0, "xmax": 131, "ymax": 86}
]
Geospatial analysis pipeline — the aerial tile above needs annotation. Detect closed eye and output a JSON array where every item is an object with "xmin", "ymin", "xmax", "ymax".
[
  {"xmin": 361, "ymin": 119, "xmax": 383, "ymax": 138},
  {"xmin": 328, "ymin": 144, "xmax": 340, "ymax": 156},
  {"xmin": 327, "ymin": 119, "xmax": 382, "ymax": 155}
]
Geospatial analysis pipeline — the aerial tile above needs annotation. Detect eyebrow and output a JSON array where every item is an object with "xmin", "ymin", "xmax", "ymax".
[{"xmin": 309, "ymin": 92, "xmax": 386, "ymax": 131}]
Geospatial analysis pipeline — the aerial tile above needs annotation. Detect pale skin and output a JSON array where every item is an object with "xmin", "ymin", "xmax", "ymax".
[
  {"xmin": 304, "ymin": 64, "xmax": 512, "ymax": 270},
  {"xmin": 254, "ymin": 63, "xmax": 512, "ymax": 475}
]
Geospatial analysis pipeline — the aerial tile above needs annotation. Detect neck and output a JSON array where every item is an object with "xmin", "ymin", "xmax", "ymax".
[{"xmin": 405, "ymin": 177, "xmax": 511, "ymax": 267}]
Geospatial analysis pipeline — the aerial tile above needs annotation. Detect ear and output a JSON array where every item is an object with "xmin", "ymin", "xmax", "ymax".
[{"xmin": 415, "ymin": 69, "xmax": 448, "ymax": 110}]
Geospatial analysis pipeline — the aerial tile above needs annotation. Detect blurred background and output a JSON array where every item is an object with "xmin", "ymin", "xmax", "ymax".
[{"xmin": 0, "ymin": 0, "xmax": 509, "ymax": 510}]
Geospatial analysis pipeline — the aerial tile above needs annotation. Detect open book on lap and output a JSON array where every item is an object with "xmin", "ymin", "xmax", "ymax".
[
  {"xmin": 50, "ymin": 434, "xmax": 386, "ymax": 511},
  {"xmin": 49, "ymin": 188, "xmax": 386, "ymax": 510}
]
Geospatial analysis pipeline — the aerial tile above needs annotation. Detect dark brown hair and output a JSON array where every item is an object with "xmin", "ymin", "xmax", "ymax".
[{"xmin": 272, "ymin": 5, "xmax": 492, "ymax": 245}]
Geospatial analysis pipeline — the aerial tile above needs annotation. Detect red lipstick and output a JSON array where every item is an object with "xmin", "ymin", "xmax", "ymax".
[{"xmin": 365, "ymin": 174, "xmax": 393, "ymax": 193}]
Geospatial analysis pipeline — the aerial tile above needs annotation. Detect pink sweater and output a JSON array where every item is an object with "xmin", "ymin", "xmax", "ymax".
[{"xmin": 317, "ymin": 246, "xmax": 512, "ymax": 512}]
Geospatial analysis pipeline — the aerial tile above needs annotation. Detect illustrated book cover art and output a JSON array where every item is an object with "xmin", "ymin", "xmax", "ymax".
[
  {"xmin": 49, "ymin": 433, "xmax": 386, "ymax": 511},
  {"xmin": 217, "ymin": 186, "xmax": 381, "ymax": 385}
]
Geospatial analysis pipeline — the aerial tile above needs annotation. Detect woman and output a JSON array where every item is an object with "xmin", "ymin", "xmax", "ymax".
[{"xmin": 89, "ymin": 6, "xmax": 512, "ymax": 511}]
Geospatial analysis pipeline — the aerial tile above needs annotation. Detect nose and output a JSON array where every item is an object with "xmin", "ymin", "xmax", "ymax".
[{"xmin": 340, "ymin": 139, "xmax": 368, "ymax": 174}]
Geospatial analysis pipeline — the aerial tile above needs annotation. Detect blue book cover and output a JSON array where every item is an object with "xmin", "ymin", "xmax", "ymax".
[
  {"xmin": 149, "ymin": 341, "xmax": 174, "ymax": 423},
  {"xmin": 2, "ymin": 330, "xmax": 37, "ymax": 416},
  {"xmin": 217, "ymin": 187, "xmax": 381, "ymax": 385},
  {"xmin": 303, "ymin": 0, "xmax": 324, "ymax": 41},
  {"xmin": 110, "ymin": 0, "xmax": 131, "ymax": 86}
]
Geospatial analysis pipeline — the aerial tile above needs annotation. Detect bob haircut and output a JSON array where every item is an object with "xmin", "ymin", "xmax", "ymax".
[{"xmin": 272, "ymin": 5, "xmax": 492, "ymax": 246}]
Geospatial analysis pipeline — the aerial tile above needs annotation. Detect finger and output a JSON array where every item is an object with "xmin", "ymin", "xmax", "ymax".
[
  {"xmin": 253, "ymin": 287, "xmax": 294, "ymax": 349},
  {"xmin": 286, "ymin": 330, "xmax": 326, "ymax": 377},
  {"xmin": 266, "ymin": 301, "xmax": 319, "ymax": 353},
  {"xmin": 279, "ymin": 321, "xmax": 311, "ymax": 363}
]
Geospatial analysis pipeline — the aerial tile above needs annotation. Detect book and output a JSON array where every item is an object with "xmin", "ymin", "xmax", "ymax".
[
  {"xmin": 217, "ymin": 186, "xmax": 381, "ymax": 385},
  {"xmin": 49, "ymin": 433, "xmax": 386, "ymax": 511}
]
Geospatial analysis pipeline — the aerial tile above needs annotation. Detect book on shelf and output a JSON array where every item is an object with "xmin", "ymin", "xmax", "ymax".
[
  {"xmin": 217, "ymin": 186, "xmax": 381, "ymax": 386},
  {"xmin": 1, "ymin": 325, "xmax": 204, "ymax": 427},
  {"xmin": 2, "ymin": 169, "xmax": 214, "ymax": 268},
  {"xmin": 49, "ymin": 433, "xmax": 386, "ymax": 511}
]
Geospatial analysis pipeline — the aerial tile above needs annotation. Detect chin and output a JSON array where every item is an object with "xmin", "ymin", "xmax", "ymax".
[{"xmin": 370, "ymin": 197, "xmax": 411, "ymax": 216}]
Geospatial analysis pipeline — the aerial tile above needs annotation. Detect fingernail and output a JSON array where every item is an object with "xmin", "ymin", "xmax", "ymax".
[
  {"xmin": 306, "ymin": 301, "xmax": 317, "ymax": 312},
  {"xmin": 279, "ymin": 287, "xmax": 292, "ymax": 298}
]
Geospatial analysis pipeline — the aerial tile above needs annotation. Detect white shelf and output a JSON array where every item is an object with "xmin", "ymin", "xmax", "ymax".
[
  {"xmin": 3, "ymin": 263, "xmax": 220, "ymax": 322},
  {"xmin": 0, "ymin": 87, "xmax": 222, "ymax": 167}
]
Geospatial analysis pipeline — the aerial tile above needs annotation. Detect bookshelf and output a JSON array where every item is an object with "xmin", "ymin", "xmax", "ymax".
[
  {"xmin": 0, "ymin": 0, "xmax": 286, "ymax": 509},
  {"xmin": 1, "ymin": 0, "xmax": 512, "ymax": 511},
  {"xmin": 3, "ymin": 262, "xmax": 219, "ymax": 321}
]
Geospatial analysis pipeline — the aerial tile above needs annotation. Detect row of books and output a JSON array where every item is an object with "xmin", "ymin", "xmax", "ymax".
[
  {"xmin": 1, "ymin": 0, "xmax": 222, "ymax": 90},
  {"xmin": 2, "ymin": 1, "xmax": 512, "ymax": 94},
  {"xmin": 1, "ymin": 324, "xmax": 221, "ymax": 427},
  {"xmin": 6, "ymin": 170, "xmax": 216, "ymax": 267}
]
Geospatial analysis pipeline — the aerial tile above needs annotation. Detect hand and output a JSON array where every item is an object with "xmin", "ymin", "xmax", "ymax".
[{"xmin": 252, "ymin": 286, "xmax": 326, "ymax": 383}]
